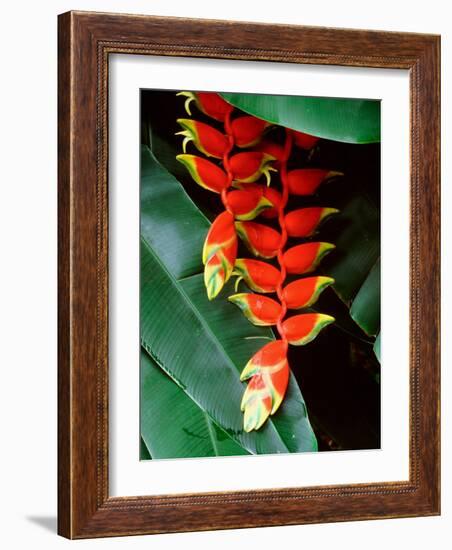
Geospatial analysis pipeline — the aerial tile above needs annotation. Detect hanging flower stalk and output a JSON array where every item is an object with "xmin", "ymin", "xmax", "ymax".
[{"xmin": 176, "ymin": 91, "xmax": 340, "ymax": 432}]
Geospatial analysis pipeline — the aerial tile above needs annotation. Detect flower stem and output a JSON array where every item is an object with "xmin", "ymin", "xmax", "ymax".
[
  {"xmin": 221, "ymin": 111, "xmax": 235, "ymax": 213},
  {"xmin": 276, "ymin": 129, "xmax": 293, "ymax": 345}
]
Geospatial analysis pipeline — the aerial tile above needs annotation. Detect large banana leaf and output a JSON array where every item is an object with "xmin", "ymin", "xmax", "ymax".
[
  {"xmin": 221, "ymin": 92, "xmax": 380, "ymax": 144},
  {"xmin": 318, "ymin": 174, "xmax": 381, "ymax": 350},
  {"xmin": 141, "ymin": 350, "xmax": 248, "ymax": 458},
  {"xmin": 140, "ymin": 145, "xmax": 318, "ymax": 454}
]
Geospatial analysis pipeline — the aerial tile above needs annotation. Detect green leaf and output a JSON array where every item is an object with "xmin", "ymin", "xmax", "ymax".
[
  {"xmin": 350, "ymin": 258, "xmax": 380, "ymax": 337},
  {"xmin": 140, "ymin": 145, "xmax": 317, "ymax": 454},
  {"xmin": 221, "ymin": 92, "xmax": 380, "ymax": 144},
  {"xmin": 141, "ymin": 349, "xmax": 248, "ymax": 458},
  {"xmin": 320, "ymin": 191, "xmax": 380, "ymax": 345}
]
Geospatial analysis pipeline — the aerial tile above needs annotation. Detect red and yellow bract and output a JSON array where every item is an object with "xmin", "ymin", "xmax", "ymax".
[
  {"xmin": 285, "ymin": 207, "xmax": 339, "ymax": 237},
  {"xmin": 232, "ymin": 258, "xmax": 280, "ymax": 293},
  {"xmin": 283, "ymin": 276, "xmax": 335, "ymax": 309},
  {"xmin": 177, "ymin": 154, "xmax": 227, "ymax": 193},
  {"xmin": 226, "ymin": 189, "xmax": 273, "ymax": 220},
  {"xmin": 287, "ymin": 168, "xmax": 343, "ymax": 196},
  {"xmin": 176, "ymin": 119, "xmax": 228, "ymax": 158},
  {"xmin": 282, "ymin": 313, "xmax": 335, "ymax": 346},
  {"xmin": 283, "ymin": 242, "xmax": 335, "ymax": 274},
  {"xmin": 203, "ymin": 211, "xmax": 237, "ymax": 300},
  {"xmin": 228, "ymin": 293, "xmax": 282, "ymax": 326},
  {"xmin": 240, "ymin": 340, "xmax": 289, "ymax": 432},
  {"xmin": 230, "ymin": 152, "xmax": 276, "ymax": 186},
  {"xmin": 177, "ymin": 91, "xmax": 233, "ymax": 121},
  {"xmin": 235, "ymin": 221, "xmax": 281, "ymax": 259},
  {"xmin": 231, "ymin": 116, "xmax": 269, "ymax": 148}
]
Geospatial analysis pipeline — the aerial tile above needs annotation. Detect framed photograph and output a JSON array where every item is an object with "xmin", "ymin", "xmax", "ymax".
[{"xmin": 58, "ymin": 11, "xmax": 440, "ymax": 538}]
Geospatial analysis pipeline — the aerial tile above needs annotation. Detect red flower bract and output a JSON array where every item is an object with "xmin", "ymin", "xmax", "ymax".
[
  {"xmin": 284, "ymin": 207, "xmax": 339, "ymax": 237},
  {"xmin": 177, "ymin": 154, "xmax": 228, "ymax": 193},
  {"xmin": 293, "ymin": 130, "xmax": 320, "ymax": 150},
  {"xmin": 283, "ymin": 242, "xmax": 335, "ymax": 274},
  {"xmin": 176, "ymin": 119, "xmax": 228, "ymax": 158},
  {"xmin": 235, "ymin": 221, "xmax": 281, "ymax": 259},
  {"xmin": 232, "ymin": 116, "xmax": 269, "ymax": 148},
  {"xmin": 230, "ymin": 152, "xmax": 276, "ymax": 186},
  {"xmin": 287, "ymin": 169, "xmax": 343, "ymax": 195},
  {"xmin": 283, "ymin": 276, "xmax": 334, "ymax": 309}
]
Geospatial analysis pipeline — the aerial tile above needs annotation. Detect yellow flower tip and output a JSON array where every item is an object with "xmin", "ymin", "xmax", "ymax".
[
  {"xmin": 327, "ymin": 170, "xmax": 344, "ymax": 179},
  {"xmin": 319, "ymin": 314, "xmax": 335, "ymax": 327},
  {"xmin": 206, "ymin": 280, "xmax": 222, "ymax": 301}
]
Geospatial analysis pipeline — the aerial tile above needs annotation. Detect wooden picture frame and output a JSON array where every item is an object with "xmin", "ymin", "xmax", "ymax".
[{"xmin": 58, "ymin": 10, "xmax": 440, "ymax": 539}]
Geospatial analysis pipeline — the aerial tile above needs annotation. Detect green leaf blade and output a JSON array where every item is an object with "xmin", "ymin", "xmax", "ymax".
[
  {"xmin": 220, "ymin": 93, "xmax": 381, "ymax": 144},
  {"xmin": 141, "ymin": 350, "xmax": 248, "ymax": 458}
]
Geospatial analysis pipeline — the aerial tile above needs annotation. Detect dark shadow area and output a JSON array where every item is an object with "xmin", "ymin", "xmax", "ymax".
[{"xmin": 26, "ymin": 516, "xmax": 57, "ymax": 534}]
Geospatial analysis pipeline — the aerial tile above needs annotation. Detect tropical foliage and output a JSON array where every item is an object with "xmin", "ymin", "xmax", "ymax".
[{"xmin": 140, "ymin": 89, "xmax": 381, "ymax": 458}]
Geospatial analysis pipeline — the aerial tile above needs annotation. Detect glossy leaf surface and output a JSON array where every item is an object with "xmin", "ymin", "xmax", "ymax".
[
  {"xmin": 221, "ymin": 92, "xmax": 381, "ymax": 143},
  {"xmin": 141, "ymin": 350, "xmax": 248, "ymax": 458}
]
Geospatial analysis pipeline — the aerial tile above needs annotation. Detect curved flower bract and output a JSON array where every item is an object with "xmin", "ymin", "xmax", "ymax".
[
  {"xmin": 230, "ymin": 152, "xmax": 277, "ymax": 186},
  {"xmin": 177, "ymin": 91, "xmax": 234, "ymax": 121},
  {"xmin": 177, "ymin": 154, "xmax": 228, "ymax": 193},
  {"xmin": 287, "ymin": 169, "xmax": 343, "ymax": 195},
  {"xmin": 228, "ymin": 293, "xmax": 282, "ymax": 326},
  {"xmin": 203, "ymin": 211, "xmax": 237, "ymax": 300},
  {"xmin": 235, "ymin": 221, "xmax": 281, "ymax": 259},
  {"xmin": 282, "ymin": 313, "xmax": 335, "ymax": 345},
  {"xmin": 233, "ymin": 258, "xmax": 280, "ymax": 293},
  {"xmin": 176, "ymin": 119, "xmax": 228, "ymax": 158},
  {"xmin": 285, "ymin": 207, "xmax": 339, "ymax": 237},
  {"xmin": 283, "ymin": 276, "xmax": 335, "ymax": 309},
  {"xmin": 231, "ymin": 116, "xmax": 269, "ymax": 147},
  {"xmin": 226, "ymin": 189, "xmax": 273, "ymax": 220},
  {"xmin": 283, "ymin": 242, "xmax": 335, "ymax": 274},
  {"xmin": 240, "ymin": 340, "xmax": 290, "ymax": 432},
  {"xmin": 293, "ymin": 130, "xmax": 320, "ymax": 150}
]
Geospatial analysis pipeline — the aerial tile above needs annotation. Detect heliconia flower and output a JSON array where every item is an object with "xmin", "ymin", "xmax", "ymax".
[
  {"xmin": 282, "ymin": 313, "xmax": 335, "ymax": 345},
  {"xmin": 287, "ymin": 169, "xmax": 343, "ymax": 196},
  {"xmin": 230, "ymin": 152, "xmax": 277, "ymax": 186},
  {"xmin": 177, "ymin": 154, "xmax": 228, "ymax": 193},
  {"xmin": 233, "ymin": 258, "xmax": 281, "ymax": 293},
  {"xmin": 240, "ymin": 340, "xmax": 289, "ymax": 431},
  {"xmin": 231, "ymin": 116, "xmax": 270, "ymax": 147},
  {"xmin": 177, "ymin": 91, "xmax": 233, "ymax": 121},
  {"xmin": 228, "ymin": 293, "xmax": 282, "ymax": 326},
  {"xmin": 235, "ymin": 221, "xmax": 281, "ymax": 258},
  {"xmin": 293, "ymin": 130, "xmax": 320, "ymax": 150},
  {"xmin": 285, "ymin": 207, "xmax": 339, "ymax": 237},
  {"xmin": 254, "ymin": 140, "xmax": 287, "ymax": 167},
  {"xmin": 226, "ymin": 189, "xmax": 273, "ymax": 220},
  {"xmin": 203, "ymin": 211, "xmax": 237, "ymax": 300},
  {"xmin": 282, "ymin": 276, "xmax": 335, "ymax": 309},
  {"xmin": 176, "ymin": 119, "xmax": 228, "ymax": 158},
  {"xmin": 283, "ymin": 242, "xmax": 335, "ymax": 274}
]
